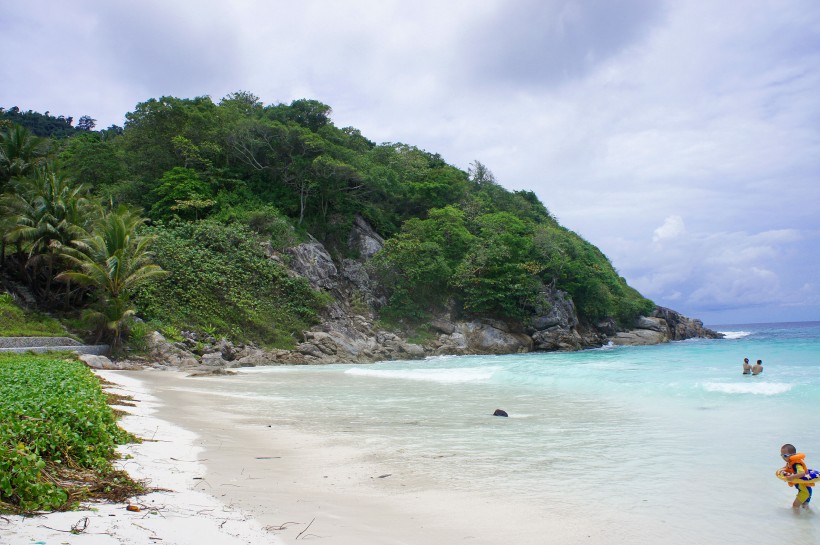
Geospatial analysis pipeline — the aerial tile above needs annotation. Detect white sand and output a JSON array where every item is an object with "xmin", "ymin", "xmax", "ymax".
[
  {"xmin": 1, "ymin": 370, "xmax": 281, "ymax": 545},
  {"xmin": 2, "ymin": 369, "xmax": 655, "ymax": 545}
]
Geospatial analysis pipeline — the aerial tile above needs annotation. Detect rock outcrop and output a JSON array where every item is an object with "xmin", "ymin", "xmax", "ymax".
[
  {"xmin": 286, "ymin": 240, "xmax": 338, "ymax": 290},
  {"xmin": 429, "ymin": 319, "xmax": 532, "ymax": 355},
  {"xmin": 348, "ymin": 215, "xmax": 385, "ymax": 259},
  {"xmin": 79, "ymin": 354, "xmax": 141, "ymax": 370},
  {"xmin": 652, "ymin": 306, "xmax": 722, "ymax": 340},
  {"xmin": 145, "ymin": 331, "xmax": 199, "ymax": 367},
  {"xmin": 609, "ymin": 307, "xmax": 722, "ymax": 346},
  {"xmin": 526, "ymin": 288, "xmax": 600, "ymax": 351}
]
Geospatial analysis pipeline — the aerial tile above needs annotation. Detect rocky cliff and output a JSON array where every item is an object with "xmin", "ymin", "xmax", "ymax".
[{"xmin": 133, "ymin": 216, "xmax": 722, "ymax": 370}]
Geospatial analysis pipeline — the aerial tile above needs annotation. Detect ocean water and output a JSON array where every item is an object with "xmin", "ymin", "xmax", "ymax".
[{"xmin": 178, "ymin": 321, "xmax": 820, "ymax": 543}]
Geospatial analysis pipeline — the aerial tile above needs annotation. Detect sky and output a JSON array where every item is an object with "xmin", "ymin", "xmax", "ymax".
[{"xmin": 2, "ymin": 0, "xmax": 819, "ymax": 325}]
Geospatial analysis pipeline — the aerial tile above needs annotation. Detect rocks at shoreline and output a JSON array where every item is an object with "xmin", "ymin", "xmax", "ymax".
[
  {"xmin": 131, "ymin": 305, "xmax": 722, "ymax": 371},
  {"xmin": 608, "ymin": 307, "xmax": 723, "ymax": 346},
  {"xmin": 79, "ymin": 353, "xmax": 142, "ymax": 370}
]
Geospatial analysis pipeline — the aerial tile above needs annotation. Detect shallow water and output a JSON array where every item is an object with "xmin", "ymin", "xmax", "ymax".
[{"xmin": 172, "ymin": 321, "xmax": 820, "ymax": 543}]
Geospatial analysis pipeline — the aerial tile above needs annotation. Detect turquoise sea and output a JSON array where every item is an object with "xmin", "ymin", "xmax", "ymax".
[{"xmin": 188, "ymin": 321, "xmax": 820, "ymax": 543}]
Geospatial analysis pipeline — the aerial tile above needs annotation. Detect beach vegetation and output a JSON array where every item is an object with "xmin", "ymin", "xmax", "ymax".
[{"xmin": 0, "ymin": 353, "xmax": 142, "ymax": 514}]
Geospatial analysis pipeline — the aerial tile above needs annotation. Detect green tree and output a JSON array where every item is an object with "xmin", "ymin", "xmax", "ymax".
[
  {"xmin": 310, "ymin": 154, "xmax": 363, "ymax": 222},
  {"xmin": 56, "ymin": 206, "xmax": 167, "ymax": 348},
  {"xmin": 122, "ymin": 96, "xmax": 221, "ymax": 185},
  {"xmin": 372, "ymin": 206, "xmax": 474, "ymax": 319},
  {"xmin": 373, "ymin": 236, "xmax": 452, "ymax": 319},
  {"xmin": 219, "ymin": 91, "xmax": 264, "ymax": 118},
  {"xmin": 403, "ymin": 166, "xmax": 469, "ymax": 217},
  {"xmin": 149, "ymin": 167, "xmax": 214, "ymax": 220},
  {"xmin": 1, "ymin": 166, "xmax": 91, "ymax": 299},
  {"xmin": 76, "ymin": 115, "xmax": 97, "ymax": 131},
  {"xmin": 0, "ymin": 124, "xmax": 47, "ymax": 188},
  {"xmin": 58, "ymin": 132, "xmax": 127, "ymax": 189},
  {"xmin": 452, "ymin": 212, "xmax": 538, "ymax": 318},
  {"xmin": 402, "ymin": 206, "xmax": 474, "ymax": 265},
  {"xmin": 545, "ymin": 229, "xmax": 653, "ymax": 324},
  {"xmin": 0, "ymin": 107, "xmax": 81, "ymax": 138},
  {"xmin": 268, "ymin": 99, "xmax": 332, "ymax": 132},
  {"xmin": 225, "ymin": 118, "xmax": 324, "ymax": 223}
]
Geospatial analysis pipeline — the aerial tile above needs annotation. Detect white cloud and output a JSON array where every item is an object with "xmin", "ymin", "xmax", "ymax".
[{"xmin": 652, "ymin": 215, "xmax": 686, "ymax": 243}]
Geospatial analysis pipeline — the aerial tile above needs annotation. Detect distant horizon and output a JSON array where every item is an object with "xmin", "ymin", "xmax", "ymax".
[{"xmin": 707, "ymin": 319, "xmax": 820, "ymax": 329}]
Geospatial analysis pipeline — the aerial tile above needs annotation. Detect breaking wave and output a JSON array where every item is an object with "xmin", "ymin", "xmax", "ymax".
[
  {"xmin": 345, "ymin": 366, "xmax": 499, "ymax": 384},
  {"xmin": 702, "ymin": 382, "xmax": 792, "ymax": 395}
]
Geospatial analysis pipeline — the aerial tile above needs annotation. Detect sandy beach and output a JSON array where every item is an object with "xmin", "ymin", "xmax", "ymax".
[
  {"xmin": 3, "ymin": 368, "xmax": 653, "ymax": 545},
  {"xmin": 1, "ymin": 370, "xmax": 279, "ymax": 545}
]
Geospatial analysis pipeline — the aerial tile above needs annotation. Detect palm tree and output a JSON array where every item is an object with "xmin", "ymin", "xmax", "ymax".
[
  {"xmin": 56, "ymin": 205, "xmax": 167, "ymax": 349},
  {"xmin": 1, "ymin": 166, "xmax": 91, "ymax": 298},
  {"xmin": 0, "ymin": 124, "xmax": 46, "ymax": 188}
]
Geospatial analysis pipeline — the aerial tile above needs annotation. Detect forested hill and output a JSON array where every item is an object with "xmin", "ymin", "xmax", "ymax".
[{"xmin": 1, "ymin": 93, "xmax": 690, "ymax": 357}]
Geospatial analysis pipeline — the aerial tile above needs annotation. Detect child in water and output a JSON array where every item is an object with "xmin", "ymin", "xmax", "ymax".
[{"xmin": 781, "ymin": 444, "xmax": 812, "ymax": 509}]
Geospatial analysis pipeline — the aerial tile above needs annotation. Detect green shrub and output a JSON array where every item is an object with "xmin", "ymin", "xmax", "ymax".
[
  {"xmin": 125, "ymin": 319, "xmax": 152, "ymax": 353},
  {"xmin": 0, "ymin": 293, "xmax": 71, "ymax": 338},
  {"xmin": 0, "ymin": 354, "xmax": 137, "ymax": 513},
  {"xmin": 134, "ymin": 221, "xmax": 328, "ymax": 348}
]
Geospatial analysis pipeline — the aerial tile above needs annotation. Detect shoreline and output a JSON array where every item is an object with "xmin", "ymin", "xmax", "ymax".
[
  {"xmin": 132, "ymin": 369, "xmax": 550, "ymax": 544},
  {"xmin": 4, "ymin": 367, "xmax": 660, "ymax": 545},
  {"xmin": 120, "ymin": 369, "xmax": 661, "ymax": 545},
  {"xmin": 2, "ymin": 370, "xmax": 279, "ymax": 545}
]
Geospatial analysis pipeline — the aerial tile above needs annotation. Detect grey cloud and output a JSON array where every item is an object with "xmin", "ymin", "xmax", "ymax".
[
  {"xmin": 88, "ymin": 3, "xmax": 244, "ymax": 98},
  {"xmin": 623, "ymin": 227, "xmax": 817, "ymax": 322},
  {"xmin": 457, "ymin": 0, "xmax": 664, "ymax": 88}
]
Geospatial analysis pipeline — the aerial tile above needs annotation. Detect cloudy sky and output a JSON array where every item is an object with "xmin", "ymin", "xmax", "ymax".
[{"xmin": 2, "ymin": 0, "xmax": 819, "ymax": 325}]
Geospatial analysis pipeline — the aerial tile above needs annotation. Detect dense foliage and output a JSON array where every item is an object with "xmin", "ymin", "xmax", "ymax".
[
  {"xmin": 0, "ymin": 354, "xmax": 137, "ymax": 513},
  {"xmin": 1, "ymin": 162, "xmax": 166, "ymax": 347},
  {"xmin": 0, "ymin": 106, "xmax": 98, "ymax": 138},
  {"xmin": 134, "ymin": 221, "xmax": 328, "ymax": 347},
  {"xmin": 372, "ymin": 203, "xmax": 654, "ymax": 323},
  {"xmin": 56, "ymin": 205, "xmax": 169, "ymax": 348},
  {"xmin": 2, "ymin": 93, "xmax": 654, "ymax": 344}
]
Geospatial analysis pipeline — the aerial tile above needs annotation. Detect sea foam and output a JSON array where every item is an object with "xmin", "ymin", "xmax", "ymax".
[
  {"xmin": 702, "ymin": 381, "xmax": 792, "ymax": 395},
  {"xmin": 345, "ymin": 366, "xmax": 499, "ymax": 384},
  {"xmin": 719, "ymin": 330, "xmax": 752, "ymax": 339}
]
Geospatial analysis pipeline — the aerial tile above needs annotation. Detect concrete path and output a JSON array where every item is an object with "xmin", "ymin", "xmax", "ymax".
[{"xmin": 0, "ymin": 336, "xmax": 110, "ymax": 355}]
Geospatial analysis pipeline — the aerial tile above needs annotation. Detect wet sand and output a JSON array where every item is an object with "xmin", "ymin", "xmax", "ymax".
[{"xmin": 131, "ymin": 369, "xmax": 650, "ymax": 545}]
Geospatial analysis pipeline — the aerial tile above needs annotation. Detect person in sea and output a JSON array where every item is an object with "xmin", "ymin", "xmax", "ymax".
[
  {"xmin": 752, "ymin": 359, "xmax": 763, "ymax": 375},
  {"xmin": 742, "ymin": 358, "xmax": 751, "ymax": 375},
  {"xmin": 780, "ymin": 444, "xmax": 813, "ymax": 509}
]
